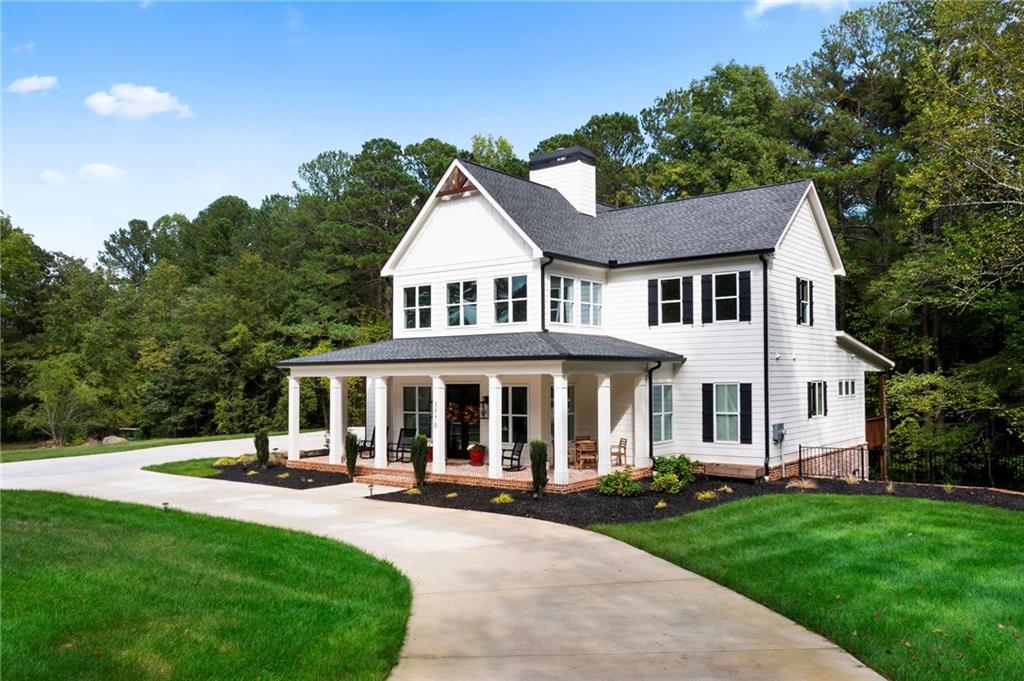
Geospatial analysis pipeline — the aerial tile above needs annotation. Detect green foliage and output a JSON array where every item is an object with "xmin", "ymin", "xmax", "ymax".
[
  {"xmin": 410, "ymin": 434, "xmax": 428, "ymax": 486},
  {"xmin": 529, "ymin": 439, "xmax": 548, "ymax": 494},
  {"xmin": 14, "ymin": 354, "xmax": 104, "ymax": 446},
  {"xmin": 254, "ymin": 428, "xmax": 270, "ymax": 467},
  {"xmin": 596, "ymin": 468, "xmax": 642, "ymax": 497},
  {"xmin": 652, "ymin": 455, "xmax": 699, "ymax": 489},
  {"xmin": 650, "ymin": 472, "xmax": 683, "ymax": 495},
  {"xmin": 490, "ymin": 493, "xmax": 514, "ymax": 504},
  {"xmin": 345, "ymin": 431, "xmax": 358, "ymax": 476}
]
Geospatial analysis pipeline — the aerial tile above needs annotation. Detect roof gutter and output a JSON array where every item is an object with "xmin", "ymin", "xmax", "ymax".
[
  {"xmin": 540, "ymin": 255, "xmax": 554, "ymax": 332},
  {"xmin": 545, "ymin": 248, "xmax": 775, "ymax": 270},
  {"xmin": 759, "ymin": 252, "xmax": 771, "ymax": 482}
]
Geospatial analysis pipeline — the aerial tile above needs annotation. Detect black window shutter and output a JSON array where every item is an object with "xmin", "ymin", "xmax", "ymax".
[
  {"xmin": 809, "ymin": 281, "xmax": 815, "ymax": 326},
  {"xmin": 807, "ymin": 382, "xmax": 813, "ymax": 418},
  {"xmin": 701, "ymin": 384, "xmax": 713, "ymax": 442},
  {"xmin": 824, "ymin": 381, "xmax": 828, "ymax": 415},
  {"xmin": 796, "ymin": 279, "xmax": 802, "ymax": 324},
  {"xmin": 682, "ymin": 276, "xmax": 693, "ymax": 324},
  {"xmin": 701, "ymin": 274, "xmax": 713, "ymax": 324},
  {"xmin": 647, "ymin": 279, "xmax": 659, "ymax": 326},
  {"xmin": 740, "ymin": 383, "xmax": 752, "ymax": 444},
  {"xmin": 739, "ymin": 271, "xmax": 751, "ymax": 321}
]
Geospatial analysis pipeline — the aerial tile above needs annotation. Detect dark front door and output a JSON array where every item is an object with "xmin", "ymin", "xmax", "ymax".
[{"xmin": 446, "ymin": 384, "xmax": 480, "ymax": 459}]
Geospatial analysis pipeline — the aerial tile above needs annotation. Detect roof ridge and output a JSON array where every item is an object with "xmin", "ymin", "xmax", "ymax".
[
  {"xmin": 596, "ymin": 178, "xmax": 813, "ymax": 215},
  {"xmin": 456, "ymin": 158, "xmax": 579, "ymax": 195}
]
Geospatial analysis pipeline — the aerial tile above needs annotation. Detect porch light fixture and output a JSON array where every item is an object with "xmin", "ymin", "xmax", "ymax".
[{"xmin": 480, "ymin": 395, "xmax": 489, "ymax": 419}]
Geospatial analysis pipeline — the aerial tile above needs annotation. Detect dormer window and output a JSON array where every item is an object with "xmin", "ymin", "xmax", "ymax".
[
  {"xmin": 447, "ymin": 281, "xmax": 477, "ymax": 326},
  {"xmin": 403, "ymin": 285, "xmax": 431, "ymax": 329},
  {"xmin": 549, "ymin": 276, "xmax": 574, "ymax": 324},
  {"xmin": 494, "ymin": 275, "xmax": 528, "ymax": 324}
]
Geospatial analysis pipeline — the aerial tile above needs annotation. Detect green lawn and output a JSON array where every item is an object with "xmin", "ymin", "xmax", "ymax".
[
  {"xmin": 143, "ymin": 457, "xmax": 224, "ymax": 477},
  {"xmin": 595, "ymin": 494, "xmax": 1023, "ymax": 681},
  {"xmin": 1, "ymin": 491, "xmax": 410, "ymax": 681},
  {"xmin": 0, "ymin": 430, "xmax": 296, "ymax": 463}
]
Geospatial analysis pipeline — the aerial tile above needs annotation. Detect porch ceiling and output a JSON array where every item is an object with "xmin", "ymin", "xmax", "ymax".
[{"xmin": 274, "ymin": 331, "xmax": 683, "ymax": 368}]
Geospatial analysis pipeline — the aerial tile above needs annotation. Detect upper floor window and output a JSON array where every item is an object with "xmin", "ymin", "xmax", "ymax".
[
  {"xmin": 495, "ymin": 275, "xmax": 528, "ymax": 324},
  {"xmin": 402, "ymin": 386, "xmax": 432, "ymax": 438},
  {"xmin": 447, "ymin": 281, "xmax": 477, "ymax": 326},
  {"xmin": 501, "ymin": 386, "xmax": 528, "ymax": 443},
  {"xmin": 660, "ymin": 278, "xmax": 682, "ymax": 324},
  {"xmin": 714, "ymin": 383, "xmax": 740, "ymax": 443},
  {"xmin": 652, "ymin": 384, "xmax": 673, "ymax": 442},
  {"xmin": 403, "ymin": 285, "xmax": 431, "ymax": 329},
  {"xmin": 838, "ymin": 379, "xmax": 856, "ymax": 398},
  {"xmin": 581, "ymin": 281, "xmax": 603, "ymax": 326},
  {"xmin": 714, "ymin": 272, "xmax": 738, "ymax": 321},
  {"xmin": 549, "ymin": 275, "xmax": 574, "ymax": 324},
  {"xmin": 797, "ymin": 278, "xmax": 812, "ymax": 325},
  {"xmin": 808, "ymin": 381, "xmax": 827, "ymax": 417}
]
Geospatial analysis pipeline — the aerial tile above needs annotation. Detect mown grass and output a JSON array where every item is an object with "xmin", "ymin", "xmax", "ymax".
[
  {"xmin": 0, "ymin": 431, "xmax": 295, "ymax": 463},
  {"xmin": 594, "ymin": 494, "xmax": 1024, "ymax": 681},
  {"xmin": 1, "ymin": 491, "xmax": 410, "ymax": 681},
  {"xmin": 143, "ymin": 457, "xmax": 224, "ymax": 477}
]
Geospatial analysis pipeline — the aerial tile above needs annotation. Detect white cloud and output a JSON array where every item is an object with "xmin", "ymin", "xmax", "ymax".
[
  {"xmin": 745, "ymin": 0, "xmax": 849, "ymax": 21},
  {"xmin": 84, "ymin": 83, "xmax": 193, "ymax": 120},
  {"xmin": 40, "ymin": 169, "xmax": 66, "ymax": 185},
  {"xmin": 12, "ymin": 40, "xmax": 35, "ymax": 54},
  {"xmin": 78, "ymin": 163, "xmax": 126, "ymax": 181},
  {"xmin": 6, "ymin": 75, "xmax": 58, "ymax": 94},
  {"xmin": 139, "ymin": 0, "xmax": 155, "ymax": 9}
]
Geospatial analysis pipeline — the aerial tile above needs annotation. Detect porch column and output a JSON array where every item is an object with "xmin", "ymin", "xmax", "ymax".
[
  {"xmin": 288, "ymin": 375, "xmax": 300, "ymax": 461},
  {"xmin": 487, "ymin": 375, "xmax": 503, "ymax": 479},
  {"xmin": 597, "ymin": 373, "xmax": 612, "ymax": 475},
  {"xmin": 634, "ymin": 375, "xmax": 650, "ymax": 468},
  {"xmin": 374, "ymin": 377, "xmax": 388, "ymax": 469},
  {"xmin": 431, "ymin": 375, "xmax": 446, "ymax": 474},
  {"xmin": 552, "ymin": 373, "xmax": 569, "ymax": 484},
  {"xmin": 328, "ymin": 376, "xmax": 346, "ymax": 466}
]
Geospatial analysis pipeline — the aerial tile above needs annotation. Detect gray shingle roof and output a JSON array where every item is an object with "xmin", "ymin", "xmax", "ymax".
[
  {"xmin": 275, "ymin": 332, "xmax": 684, "ymax": 366},
  {"xmin": 461, "ymin": 159, "xmax": 811, "ymax": 266}
]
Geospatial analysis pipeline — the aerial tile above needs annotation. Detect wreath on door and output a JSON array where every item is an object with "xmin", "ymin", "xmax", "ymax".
[{"xmin": 446, "ymin": 402, "xmax": 481, "ymax": 425}]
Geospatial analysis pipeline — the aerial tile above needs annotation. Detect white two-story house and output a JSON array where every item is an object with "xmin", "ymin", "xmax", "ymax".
[{"xmin": 277, "ymin": 146, "xmax": 893, "ymax": 488}]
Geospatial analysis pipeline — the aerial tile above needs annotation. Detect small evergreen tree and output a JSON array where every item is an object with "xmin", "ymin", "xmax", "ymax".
[
  {"xmin": 345, "ymin": 431, "xmax": 358, "ymax": 478},
  {"xmin": 254, "ymin": 428, "xmax": 270, "ymax": 467},
  {"xmin": 410, "ymin": 434, "xmax": 428, "ymax": 486},
  {"xmin": 530, "ymin": 439, "xmax": 548, "ymax": 495}
]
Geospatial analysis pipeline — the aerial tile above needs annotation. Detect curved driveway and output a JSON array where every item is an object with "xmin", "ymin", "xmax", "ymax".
[{"xmin": 2, "ymin": 435, "xmax": 880, "ymax": 680}]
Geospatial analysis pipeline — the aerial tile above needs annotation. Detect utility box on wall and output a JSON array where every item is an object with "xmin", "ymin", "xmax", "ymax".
[{"xmin": 772, "ymin": 423, "xmax": 786, "ymax": 444}]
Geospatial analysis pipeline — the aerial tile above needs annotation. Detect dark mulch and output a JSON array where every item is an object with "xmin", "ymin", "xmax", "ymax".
[
  {"xmin": 213, "ymin": 463, "xmax": 351, "ymax": 490},
  {"xmin": 372, "ymin": 477, "xmax": 1024, "ymax": 528}
]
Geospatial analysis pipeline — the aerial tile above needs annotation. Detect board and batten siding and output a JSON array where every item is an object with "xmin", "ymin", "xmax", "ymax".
[{"xmin": 767, "ymin": 198, "xmax": 871, "ymax": 470}]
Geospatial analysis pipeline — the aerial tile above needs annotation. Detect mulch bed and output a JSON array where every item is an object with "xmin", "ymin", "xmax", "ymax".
[
  {"xmin": 372, "ymin": 477, "xmax": 1024, "ymax": 528},
  {"xmin": 212, "ymin": 462, "xmax": 351, "ymax": 490}
]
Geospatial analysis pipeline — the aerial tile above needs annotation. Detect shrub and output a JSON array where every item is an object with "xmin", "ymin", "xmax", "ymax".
[
  {"xmin": 404, "ymin": 487, "xmax": 421, "ymax": 496},
  {"xmin": 654, "ymin": 499, "xmax": 668, "ymax": 509},
  {"xmin": 650, "ymin": 472, "xmax": 683, "ymax": 494},
  {"xmin": 345, "ymin": 431, "xmax": 358, "ymax": 478},
  {"xmin": 885, "ymin": 480, "xmax": 896, "ymax": 494},
  {"xmin": 717, "ymin": 485, "xmax": 734, "ymax": 494},
  {"xmin": 410, "ymin": 434, "xmax": 428, "ymax": 486},
  {"xmin": 843, "ymin": 472, "xmax": 861, "ymax": 485},
  {"xmin": 490, "ymin": 493, "xmax": 515, "ymax": 504},
  {"xmin": 246, "ymin": 470, "xmax": 258, "ymax": 477},
  {"xmin": 445, "ymin": 492, "xmax": 458, "ymax": 499},
  {"xmin": 213, "ymin": 457, "xmax": 236, "ymax": 467},
  {"xmin": 268, "ymin": 453, "xmax": 286, "ymax": 467},
  {"xmin": 786, "ymin": 477, "xmax": 818, "ymax": 490},
  {"xmin": 695, "ymin": 490, "xmax": 718, "ymax": 502},
  {"xmin": 596, "ymin": 468, "xmax": 642, "ymax": 497},
  {"xmin": 254, "ymin": 428, "xmax": 270, "ymax": 467},
  {"xmin": 236, "ymin": 454, "xmax": 255, "ymax": 465},
  {"xmin": 276, "ymin": 472, "xmax": 289, "ymax": 479},
  {"xmin": 529, "ymin": 440, "xmax": 548, "ymax": 494},
  {"xmin": 652, "ymin": 455, "xmax": 699, "ymax": 486}
]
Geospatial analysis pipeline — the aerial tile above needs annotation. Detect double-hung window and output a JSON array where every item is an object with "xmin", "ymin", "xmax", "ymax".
[
  {"xmin": 714, "ymin": 272, "xmax": 738, "ymax": 321},
  {"xmin": 402, "ymin": 386, "xmax": 432, "ymax": 438},
  {"xmin": 549, "ymin": 275, "xmax": 574, "ymax": 324},
  {"xmin": 652, "ymin": 384, "xmax": 673, "ymax": 442},
  {"xmin": 403, "ymin": 285, "xmax": 431, "ymax": 329},
  {"xmin": 580, "ymin": 281, "xmax": 603, "ymax": 325},
  {"xmin": 494, "ymin": 275, "xmax": 528, "ymax": 324},
  {"xmin": 714, "ymin": 383, "xmax": 740, "ymax": 443},
  {"xmin": 447, "ymin": 280, "xmax": 477, "ymax": 326},
  {"xmin": 809, "ymin": 381, "xmax": 826, "ymax": 417},
  {"xmin": 660, "ymin": 278, "xmax": 682, "ymax": 324},
  {"xmin": 501, "ymin": 386, "xmax": 528, "ymax": 443},
  {"xmin": 797, "ymin": 278, "xmax": 811, "ymax": 325}
]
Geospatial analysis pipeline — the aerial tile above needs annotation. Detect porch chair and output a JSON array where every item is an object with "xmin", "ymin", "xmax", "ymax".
[
  {"xmin": 572, "ymin": 436, "xmax": 591, "ymax": 468},
  {"xmin": 575, "ymin": 439, "xmax": 597, "ymax": 470},
  {"xmin": 357, "ymin": 427, "xmax": 376, "ymax": 459},
  {"xmin": 610, "ymin": 437, "xmax": 629, "ymax": 467},
  {"xmin": 502, "ymin": 440, "xmax": 526, "ymax": 472},
  {"xmin": 388, "ymin": 428, "xmax": 415, "ymax": 463}
]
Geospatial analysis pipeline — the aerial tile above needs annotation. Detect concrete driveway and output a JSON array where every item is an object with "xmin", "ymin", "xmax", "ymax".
[{"xmin": 1, "ymin": 434, "xmax": 881, "ymax": 680}]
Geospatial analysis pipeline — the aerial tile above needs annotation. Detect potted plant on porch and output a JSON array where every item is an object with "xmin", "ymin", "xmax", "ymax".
[{"xmin": 468, "ymin": 442, "xmax": 486, "ymax": 467}]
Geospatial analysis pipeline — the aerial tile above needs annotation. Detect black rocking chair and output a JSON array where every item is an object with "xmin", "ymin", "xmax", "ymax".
[
  {"xmin": 502, "ymin": 440, "xmax": 526, "ymax": 472},
  {"xmin": 357, "ymin": 427, "xmax": 375, "ymax": 459},
  {"xmin": 388, "ymin": 428, "xmax": 415, "ymax": 463}
]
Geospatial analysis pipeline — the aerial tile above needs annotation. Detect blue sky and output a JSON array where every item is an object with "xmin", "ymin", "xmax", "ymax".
[{"xmin": 3, "ymin": 1, "xmax": 863, "ymax": 259}]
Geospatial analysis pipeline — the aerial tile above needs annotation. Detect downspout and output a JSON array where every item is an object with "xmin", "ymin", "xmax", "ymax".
[
  {"xmin": 540, "ymin": 255, "xmax": 554, "ymax": 332},
  {"xmin": 647, "ymin": 361, "xmax": 662, "ymax": 465},
  {"xmin": 759, "ymin": 253, "xmax": 771, "ymax": 482}
]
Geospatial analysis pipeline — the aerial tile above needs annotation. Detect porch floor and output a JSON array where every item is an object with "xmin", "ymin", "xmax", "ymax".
[{"xmin": 289, "ymin": 456, "xmax": 649, "ymax": 494}]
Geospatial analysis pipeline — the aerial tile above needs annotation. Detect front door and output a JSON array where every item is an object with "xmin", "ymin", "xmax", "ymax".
[{"xmin": 445, "ymin": 384, "xmax": 480, "ymax": 459}]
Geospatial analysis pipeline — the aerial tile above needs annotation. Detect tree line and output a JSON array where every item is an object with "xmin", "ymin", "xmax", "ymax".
[{"xmin": 2, "ymin": 1, "xmax": 1021, "ymax": 485}]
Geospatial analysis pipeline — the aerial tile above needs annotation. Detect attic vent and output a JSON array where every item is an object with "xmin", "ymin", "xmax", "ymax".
[{"xmin": 437, "ymin": 167, "xmax": 477, "ymax": 197}]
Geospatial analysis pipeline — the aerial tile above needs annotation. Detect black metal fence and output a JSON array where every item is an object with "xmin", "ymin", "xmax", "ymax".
[
  {"xmin": 797, "ymin": 445, "xmax": 869, "ymax": 480},
  {"xmin": 886, "ymin": 450, "xmax": 1024, "ymax": 491}
]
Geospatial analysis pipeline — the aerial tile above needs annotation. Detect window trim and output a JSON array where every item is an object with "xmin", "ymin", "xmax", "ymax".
[
  {"xmin": 713, "ymin": 382, "xmax": 741, "ymax": 444},
  {"xmin": 838, "ymin": 379, "xmax": 856, "ymax": 398},
  {"xmin": 500, "ymin": 385, "xmax": 529, "ymax": 444},
  {"xmin": 403, "ymin": 285, "xmax": 432, "ymax": 330},
  {"xmin": 402, "ymin": 385, "xmax": 432, "ymax": 438},
  {"xmin": 658, "ymin": 277, "xmax": 683, "ymax": 325},
  {"xmin": 494, "ymin": 274, "xmax": 529, "ymax": 325},
  {"xmin": 652, "ymin": 383, "xmax": 674, "ymax": 443},
  {"xmin": 549, "ymin": 275, "xmax": 575, "ymax": 325},
  {"xmin": 797, "ymin": 278, "xmax": 811, "ymax": 325},
  {"xmin": 713, "ymin": 271, "xmax": 739, "ymax": 323},
  {"xmin": 580, "ymin": 280, "xmax": 604, "ymax": 326},
  {"xmin": 446, "ymin": 280, "xmax": 478, "ymax": 327},
  {"xmin": 810, "ymin": 380, "xmax": 826, "ymax": 417}
]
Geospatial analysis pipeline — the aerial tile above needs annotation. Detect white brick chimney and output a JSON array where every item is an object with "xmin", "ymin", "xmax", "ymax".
[{"xmin": 528, "ymin": 146, "xmax": 596, "ymax": 216}]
